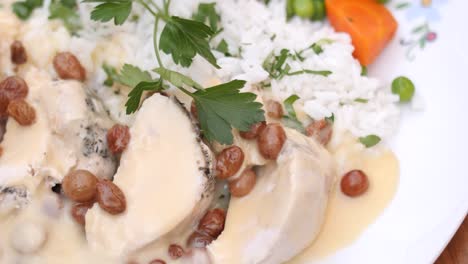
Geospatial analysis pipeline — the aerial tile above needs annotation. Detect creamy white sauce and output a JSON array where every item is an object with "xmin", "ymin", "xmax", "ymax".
[
  {"xmin": 289, "ymin": 135, "xmax": 400, "ymax": 262},
  {"xmin": 0, "ymin": 187, "xmax": 114, "ymax": 264}
]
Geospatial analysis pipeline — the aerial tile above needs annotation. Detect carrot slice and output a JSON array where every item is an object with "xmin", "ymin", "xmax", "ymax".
[{"xmin": 325, "ymin": 0, "xmax": 398, "ymax": 66}]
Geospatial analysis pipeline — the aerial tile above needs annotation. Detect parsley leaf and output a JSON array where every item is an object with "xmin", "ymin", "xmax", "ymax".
[
  {"xmin": 325, "ymin": 113, "xmax": 335, "ymax": 123},
  {"xmin": 216, "ymin": 39, "xmax": 230, "ymax": 56},
  {"xmin": 160, "ymin": 16, "xmax": 220, "ymax": 69},
  {"xmin": 354, "ymin": 98, "xmax": 369, "ymax": 103},
  {"xmin": 287, "ymin": 69, "xmax": 332, "ymax": 77},
  {"xmin": 361, "ymin": 65, "xmax": 368, "ymax": 76},
  {"xmin": 263, "ymin": 49, "xmax": 291, "ymax": 79},
  {"xmin": 192, "ymin": 80, "xmax": 265, "ymax": 144},
  {"xmin": 49, "ymin": 0, "xmax": 81, "ymax": 33},
  {"xmin": 192, "ymin": 3, "xmax": 220, "ymax": 32},
  {"xmin": 118, "ymin": 64, "xmax": 153, "ymax": 88},
  {"xmin": 153, "ymin": 68, "xmax": 203, "ymax": 90},
  {"xmin": 359, "ymin": 135, "xmax": 381, "ymax": 148},
  {"xmin": 282, "ymin": 95, "xmax": 305, "ymax": 133},
  {"xmin": 83, "ymin": 0, "xmax": 132, "ymax": 25},
  {"xmin": 296, "ymin": 39, "xmax": 333, "ymax": 58},
  {"xmin": 61, "ymin": 0, "xmax": 77, "ymax": 8},
  {"xmin": 283, "ymin": 94, "xmax": 299, "ymax": 119},
  {"xmin": 102, "ymin": 63, "xmax": 119, "ymax": 86},
  {"xmin": 126, "ymin": 80, "xmax": 164, "ymax": 114},
  {"xmin": 282, "ymin": 116, "xmax": 305, "ymax": 134},
  {"xmin": 12, "ymin": 0, "xmax": 43, "ymax": 20},
  {"xmin": 263, "ymin": 49, "xmax": 332, "ymax": 79}
]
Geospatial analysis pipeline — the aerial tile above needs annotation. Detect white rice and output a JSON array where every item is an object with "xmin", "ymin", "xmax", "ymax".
[{"xmin": 2, "ymin": 0, "xmax": 400, "ymax": 141}]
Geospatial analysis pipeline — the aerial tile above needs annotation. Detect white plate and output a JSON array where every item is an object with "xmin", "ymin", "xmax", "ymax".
[{"xmin": 315, "ymin": 1, "xmax": 468, "ymax": 263}]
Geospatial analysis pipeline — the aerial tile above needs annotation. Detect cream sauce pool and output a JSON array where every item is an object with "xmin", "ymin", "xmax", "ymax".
[
  {"xmin": 290, "ymin": 135, "xmax": 400, "ymax": 262},
  {"xmin": 0, "ymin": 134, "xmax": 399, "ymax": 264}
]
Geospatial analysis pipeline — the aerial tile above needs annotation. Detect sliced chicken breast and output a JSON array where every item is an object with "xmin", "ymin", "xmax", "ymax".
[
  {"xmin": 85, "ymin": 94, "xmax": 215, "ymax": 257},
  {"xmin": 208, "ymin": 128, "xmax": 335, "ymax": 264}
]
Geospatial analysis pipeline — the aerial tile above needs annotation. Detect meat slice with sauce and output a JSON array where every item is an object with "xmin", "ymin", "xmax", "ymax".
[
  {"xmin": 208, "ymin": 128, "xmax": 335, "ymax": 264},
  {"xmin": 85, "ymin": 94, "xmax": 215, "ymax": 256},
  {"xmin": 0, "ymin": 68, "xmax": 117, "ymax": 213}
]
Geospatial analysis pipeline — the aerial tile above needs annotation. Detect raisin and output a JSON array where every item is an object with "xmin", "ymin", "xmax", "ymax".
[
  {"xmin": 266, "ymin": 100, "xmax": 284, "ymax": 119},
  {"xmin": 168, "ymin": 244, "xmax": 184, "ymax": 260},
  {"xmin": 96, "ymin": 179, "xmax": 126, "ymax": 215},
  {"xmin": 7, "ymin": 99, "xmax": 36, "ymax": 126},
  {"xmin": 198, "ymin": 208, "xmax": 226, "ymax": 238},
  {"xmin": 186, "ymin": 231, "xmax": 213, "ymax": 248},
  {"xmin": 107, "ymin": 124, "xmax": 131, "ymax": 154},
  {"xmin": 10, "ymin": 41, "xmax": 27, "ymax": 65},
  {"xmin": 71, "ymin": 203, "xmax": 93, "ymax": 226},
  {"xmin": 305, "ymin": 119, "xmax": 333, "ymax": 145},
  {"xmin": 0, "ymin": 76, "xmax": 29, "ymax": 117},
  {"xmin": 53, "ymin": 52, "xmax": 86, "ymax": 81},
  {"xmin": 215, "ymin": 146, "xmax": 244, "ymax": 179}
]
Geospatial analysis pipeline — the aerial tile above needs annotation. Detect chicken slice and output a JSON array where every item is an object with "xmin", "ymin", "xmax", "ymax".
[
  {"xmin": 85, "ymin": 94, "xmax": 215, "ymax": 257},
  {"xmin": 208, "ymin": 128, "xmax": 335, "ymax": 264},
  {"xmin": 0, "ymin": 68, "xmax": 116, "ymax": 213}
]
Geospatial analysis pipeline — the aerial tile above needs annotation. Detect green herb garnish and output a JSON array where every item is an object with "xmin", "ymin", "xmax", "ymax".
[
  {"xmin": 126, "ymin": 80, "xmax": 165, "ymax": 114},
  {"xmin": 359, "ymin": 135, "xmax": 381, "ymax": 148},
  {"xmin": 192, "ymin": 3, "xmax": 221, "ymax": 32},
  {"xmin": 282, "ymin": 95, "xmax": 305, "ymax": 133},
  {"xmin": 325, "ymin": 113, "xmax": 335, "ymax": 123},
  {"xmin": 263, "ymin": 49, "xmax": 332, "ymax": 79},
  {"xmin": 192, "ymin": 80, "xmax": 264, "ymax": 144},
  {"xmin": 86, "ymin": 0, "xmax": 264, "ymax": 144},
  {"xmin": 282, "ymin": 116, "xmax": 305, "ymax": 134},
  {"xmin": 117, "ymin": 64, "xmax": 153, "ymax": 88},
  {"xmin": 354, "ymin": 98, "xmax": 369, "ymax": 103},
  {"xmin": 263, "ymin": 49, "xmax": 291, "ymax": 79},
  {"xmin": 84, "ymin": 0, "xmax": 132, "ymax": 25},
  {"xmin": 12, "ymin": 0, "xmax": 43, "ymax": 20},
  {"xmin": 287, "ymin": 69, "xmax": 332, "ymax": 77},
  {"xmin": 283, "ymin": 94, "xmax": 300, "ymax": 118},
  {"xmin": 49, "ymin": 0, "xmax": 81, "ymax": 33},
  {"xmin": 391, "ymin": 76, "xmax": 415, "ymax": 102},
  {"xmin": 296, "ymin": 39, "xmax": 333, "ymax": 59},
  {"xmin": 361, "ymin": 65, "xmax": 368, "ymax": 76},
  {"xmin": 102, "ymin": 63, "xmax": 119, "ymax": 86},
  {"xmin": 160, "ymin": 16, "xmax": 220, "ymax": 68},
  {"xmin": 216, "ymin": 39, "xmax": 230, "ymax": 56}
]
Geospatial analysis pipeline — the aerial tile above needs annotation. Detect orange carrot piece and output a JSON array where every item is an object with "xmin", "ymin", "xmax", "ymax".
[{"xmin": 325, "ymin": 0, "xmax": 398, "ymax": 66}]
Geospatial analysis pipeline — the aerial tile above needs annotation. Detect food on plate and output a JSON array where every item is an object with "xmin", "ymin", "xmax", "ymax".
[
  {"xmin": 62, "ymin": 170, "xmax": 98, "ymax": 203},
  {"xmin": 228, "ymin": 168, "xmax": 257, "ymax": 197},
  {"xmin": 10, "ymin": 40, "xmax": 27, "ymax": 65},
  {"xmin": 85, "ymin": 94, "xmax": 215, "ymax": 256},
  {"xmin": 288, "ymin": 0, "xmax": 326, "ymax": 21},
  {"xmin": 0, "ymin": 0, "xmax": 408, "ymax": 263},
  {"xmin": 392, "ymin": 76, "xmax": 416, "ymax": 102},
  {"xmin": 208, "ymin": 128, "xmax": 334, "ymax": 264},
  {"xmin": 326, "ymin": 0, "xmax": 398, "ymax": 65},
  {"xmin": 340, "ymin": 170, "xmax": 370, "ymax": 197},
  {"xmin": 215, "ymin": 146, "xmax": 245, "ymax": 179}
]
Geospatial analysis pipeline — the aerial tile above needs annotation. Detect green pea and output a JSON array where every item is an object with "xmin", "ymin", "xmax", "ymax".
[
  {"xmin": 391, "ymin": 76, "xmax": 415, "ymax": 102},
  {"xmin": 293, "ymin": 0, "xmax": 314, "ymax": 19},
  {"xmin": 286, "ymin": 0, "xmax": 295, "ymax": 20}
]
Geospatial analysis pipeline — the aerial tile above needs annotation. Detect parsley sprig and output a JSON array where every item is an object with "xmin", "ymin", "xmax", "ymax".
[
  {"xmin": 85, "ymin": 0, "xmax": 265, "ymax": 144},
  {"xmin": 262, "ymin": 48, "xmax": 332, "ymax": 80}
]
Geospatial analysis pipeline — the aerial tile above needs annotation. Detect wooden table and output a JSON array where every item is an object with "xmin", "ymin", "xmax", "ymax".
[{"xmin": 435, "ymin": 216, "xmax": 468, "ymax": 264}]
